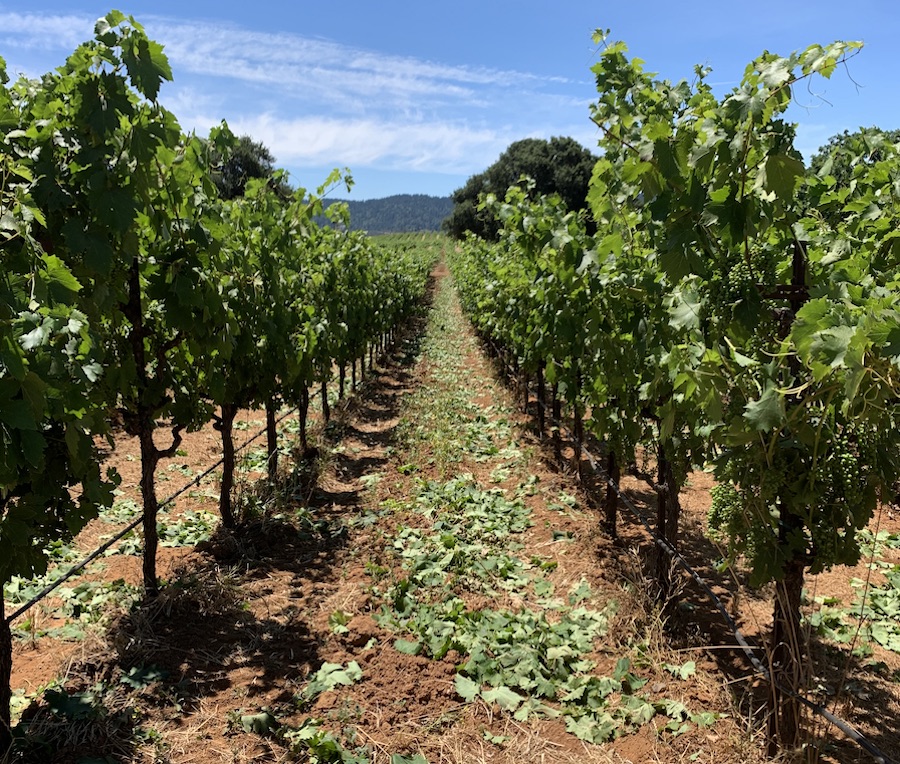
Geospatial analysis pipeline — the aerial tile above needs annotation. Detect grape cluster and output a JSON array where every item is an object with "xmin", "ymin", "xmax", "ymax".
[
  {"xmin": 701, "ymin": 256, "xmax": 767, "ymax": 334},
  {"xmin": 805, "ymin": 421, "xmax": 886, "ymax": 570}
]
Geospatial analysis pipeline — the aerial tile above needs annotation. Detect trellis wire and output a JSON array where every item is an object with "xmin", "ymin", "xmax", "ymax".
[{"xmin": 488, "ymin": 339, "xmax": 896, "ymax": 764}]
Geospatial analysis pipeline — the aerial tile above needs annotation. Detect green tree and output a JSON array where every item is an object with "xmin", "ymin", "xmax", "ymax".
[
  {"xmin": 808, "ymin": 126, "xmax": 900, "ymax": 187},
  {"xmin": 442, "ymin": 172, "xmax": 491, "ymax": 240},
  {"xmin": 212, "ymin": 134, "xmax": 286, "ymax": 200},
  {"xmin": 443, "ymin": 137, "xmax": 597, "ymax": 240}
]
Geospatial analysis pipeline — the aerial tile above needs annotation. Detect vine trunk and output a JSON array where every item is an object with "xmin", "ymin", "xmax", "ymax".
[
  {"xmin": 217, "ymin": 403, "xmax": 238, "ymax": 528},
  {"xmin": 266, "ymin": 398, "xmax": 278, "ymax": 482},
  {"xmin": 0, "ymin": 596, "xmax": 12, "ymax": 756}
]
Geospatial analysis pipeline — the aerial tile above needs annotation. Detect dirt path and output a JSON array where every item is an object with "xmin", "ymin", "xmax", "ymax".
[{"xmin": 6, "ymin": 263, "xmax": 900, "ymax": 763}]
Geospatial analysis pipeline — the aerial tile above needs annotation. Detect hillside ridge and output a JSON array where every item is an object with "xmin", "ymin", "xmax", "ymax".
[{"xmin": 324, "ymin": 193, "xmax": 452, "ymax": 233}]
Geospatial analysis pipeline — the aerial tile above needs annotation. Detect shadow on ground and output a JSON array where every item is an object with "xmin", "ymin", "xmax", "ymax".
[
  {"xmin": 11, "ymin": 313, "xmax": 429, "ymax": 764},
  {"xmin": 476, "ymin": 336, "xmax": 900, "ymax": 764}
]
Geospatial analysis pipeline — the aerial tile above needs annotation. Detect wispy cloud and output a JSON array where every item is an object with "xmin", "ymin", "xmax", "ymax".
[
  {"xmin": 157, "ymin": 19, "xmax": 564, "ymax": 91},
  {"xmin": 0, "ymin": 12, "xmax": 93, "ymax": 52},
  {"xmin": 189, "ymin": 112, "xmax": 514, "ymax": 175},
  {"xmin": 0, "ymin": 10, "xmax": 571, "ymax": 112},
  {"xmin": 0, "ymin": 9, "xmax": 594, "ymax": 186}
]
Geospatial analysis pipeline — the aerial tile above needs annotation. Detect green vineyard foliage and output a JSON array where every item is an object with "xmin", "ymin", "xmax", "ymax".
[
  {"xmin": 450, "ymin": 32, "xmax": 900, "ymax": 754},
  {"xmin": 0, "ymin": 13, "xmax": 433, "ymax": 751}
]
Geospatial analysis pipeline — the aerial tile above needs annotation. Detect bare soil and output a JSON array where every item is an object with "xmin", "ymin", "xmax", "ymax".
[{"xmin": 6, "ymin": 265, "xmax": 900, "ymax": 764}]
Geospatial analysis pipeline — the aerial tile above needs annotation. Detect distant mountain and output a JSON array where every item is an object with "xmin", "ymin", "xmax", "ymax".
[{"xmin": 324, "ymin": 194, "xmax": 452, "ymax": 234}]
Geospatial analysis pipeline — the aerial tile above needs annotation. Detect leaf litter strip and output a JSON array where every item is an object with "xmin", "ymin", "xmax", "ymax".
[{"xmin": 486, "ymin": 337, "xmax": 896, "ymax": 764}]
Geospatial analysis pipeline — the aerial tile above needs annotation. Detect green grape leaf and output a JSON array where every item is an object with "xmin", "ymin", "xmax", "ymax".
[
  {"xmin": 121, "ymin": 34, "xmax": 173, "ymax": 100},
  {"xmin": 454, "ymin": 674, "xmax": 480, "ymax": 702},
  {"xmin": 758, "ymin": 154, "xmax": 805, "ymax": 202},
  {"xmin": 743, "ymin": 384, "xmax": 784, "ymax": 431},
  {"xmin": 393, "ymin": 639, "xmax": 422, "ymax": 655},
  {"xmin": 481, "ymin": 685, "xmax": 523, "ymax": 711},
  {"xmin": 0, "ymin": 400, "xmax": 38, "ymax": 430},
  {"xmin": 241, "ymin": 710, "xmax": 278, "ymax": 734}
]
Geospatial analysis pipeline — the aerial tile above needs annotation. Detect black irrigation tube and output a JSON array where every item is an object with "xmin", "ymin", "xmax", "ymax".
[
  {"xmin": 4, "ymin": 327, "xmax": 406, "ymax": 627},
  {"xmin": 487, "ymin": 339, "xmax": 896, "ymax": 764},
  {"xmin": 5, "ymin": 405, "xmax": 298, "ymax": 625}
]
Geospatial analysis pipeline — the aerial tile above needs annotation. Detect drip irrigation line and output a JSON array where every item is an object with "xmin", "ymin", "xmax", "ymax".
[
  {"xmin": 5, "ymin": 512, "xmax": 147, "ymax": 626},
  {"xmin": 488, "ymin": 340, "xmax": 896, "ymax": 764},
  {"xmin": 5, "ymin": 405, "xmax": 298, "ymax": 625},
  {"xmin": 4, "ymin": 327, "xmax": 404, "ymax": 626}
]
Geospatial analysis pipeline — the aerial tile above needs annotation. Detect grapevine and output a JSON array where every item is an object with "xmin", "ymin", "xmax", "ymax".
[
  {"xmin": 0, "ymin": 15, "xmax": 433, "ymax": 753},
  {"xmin": 450, "ymin": 31, "xmax": 900, "ymax": 756}
]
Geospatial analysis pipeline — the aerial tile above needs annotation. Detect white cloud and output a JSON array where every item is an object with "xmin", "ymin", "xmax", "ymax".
[
  {"xmin": 207, "ymin": 113, "xmax": 514, "ymax": 175},
  {"xmin": 0, "ymin": 9, "xmax": 594, "ymax": 191},
  {"xmin": 157, "ymin": 20, "xmax": 555, "ymax": 89},
  {"xmin": 0, "ymin": 10, "xmax": 571, "ymax": 114},
  {"xmin": 0, "ymin": 12, "xmax": 93, "ymax": 52}
]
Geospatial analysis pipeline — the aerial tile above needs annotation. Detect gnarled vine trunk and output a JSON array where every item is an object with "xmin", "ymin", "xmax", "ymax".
[
  {"xmin": 138, "ymin": 424, "xmax": 162, "ymax": 598},
  {"xmin": 767, "ymin": 520, "xmax": 806, "ymax": 757},
  {"xmin": 320, "ymin": 378, "xmax": 330, "ymax": 423},
  {"xmin": 297, "ymin": 386, "xmax": 311, "ymax": 455},
  {"xmin": 572, "ymin": 365, "xmax": 584, "ymax": 481},
  {"xmin": 605, "ymin": 451, "xmax": 620, "ymax": 537},
  {"xmin": 536, "ymin": 362, "xmax": 546, "ymax": 434},
  {"xmin": 765, "ymin": 240, "xmax": 810, "ymax": 756},
  {"xmin": 522, "ymin": 370, "xmax": 530, "ymax": 414},
  {"xmin": 126, "ymin": 256, "xmax": 179, "ymax": 599},
  {"xmin": 0, "ymin": 591, "xmax": 13, "ymax": 756},
  {"xmin": 216, "ymin": 403, "xmax": 238, "ymax": 528},
  {"xmin": 655, "ymin": 444, "xmax": 681, "ymax": 604},
  {"xmin": 552, "ymin": 381, "xmax": 562, "ymax": 460},
  {"xmin": 266, "ymin": 397, "xmax": 278, "ymax": 482}
]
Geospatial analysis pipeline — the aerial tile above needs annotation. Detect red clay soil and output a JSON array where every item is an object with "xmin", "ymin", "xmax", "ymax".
[{"xmin": 6, "ymin": 267, "xmax": 900, "ymax": 764}]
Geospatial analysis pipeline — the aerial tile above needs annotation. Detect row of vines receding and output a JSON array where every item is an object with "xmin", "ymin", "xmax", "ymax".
[
  {"xmin": 0, "ymin": 12, "xmax": 434, "ymax": 755},
  {"xmin": 449, "ymin": 32, "xmax": 900, "ymax": 760}
]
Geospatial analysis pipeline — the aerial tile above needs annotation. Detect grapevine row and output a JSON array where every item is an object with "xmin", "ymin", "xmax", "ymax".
[
  {"xmin": 450, "ymin": 34, "xmax": 900, "ymax": 757},
  {"xmin": 0, "ymin": 13, "xmax": 432, "ymax": 751}
]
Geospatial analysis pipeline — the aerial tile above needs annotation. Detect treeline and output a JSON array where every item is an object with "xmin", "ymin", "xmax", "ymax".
[{"xmin": 322, "ymin": 194, "xmax": 453, "ymax": 233}]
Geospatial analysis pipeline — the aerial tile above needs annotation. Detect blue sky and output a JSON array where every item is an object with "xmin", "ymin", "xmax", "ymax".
[{"xmin": 1, "ymin": 2, "xmax": 897, "ymax": 199}]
